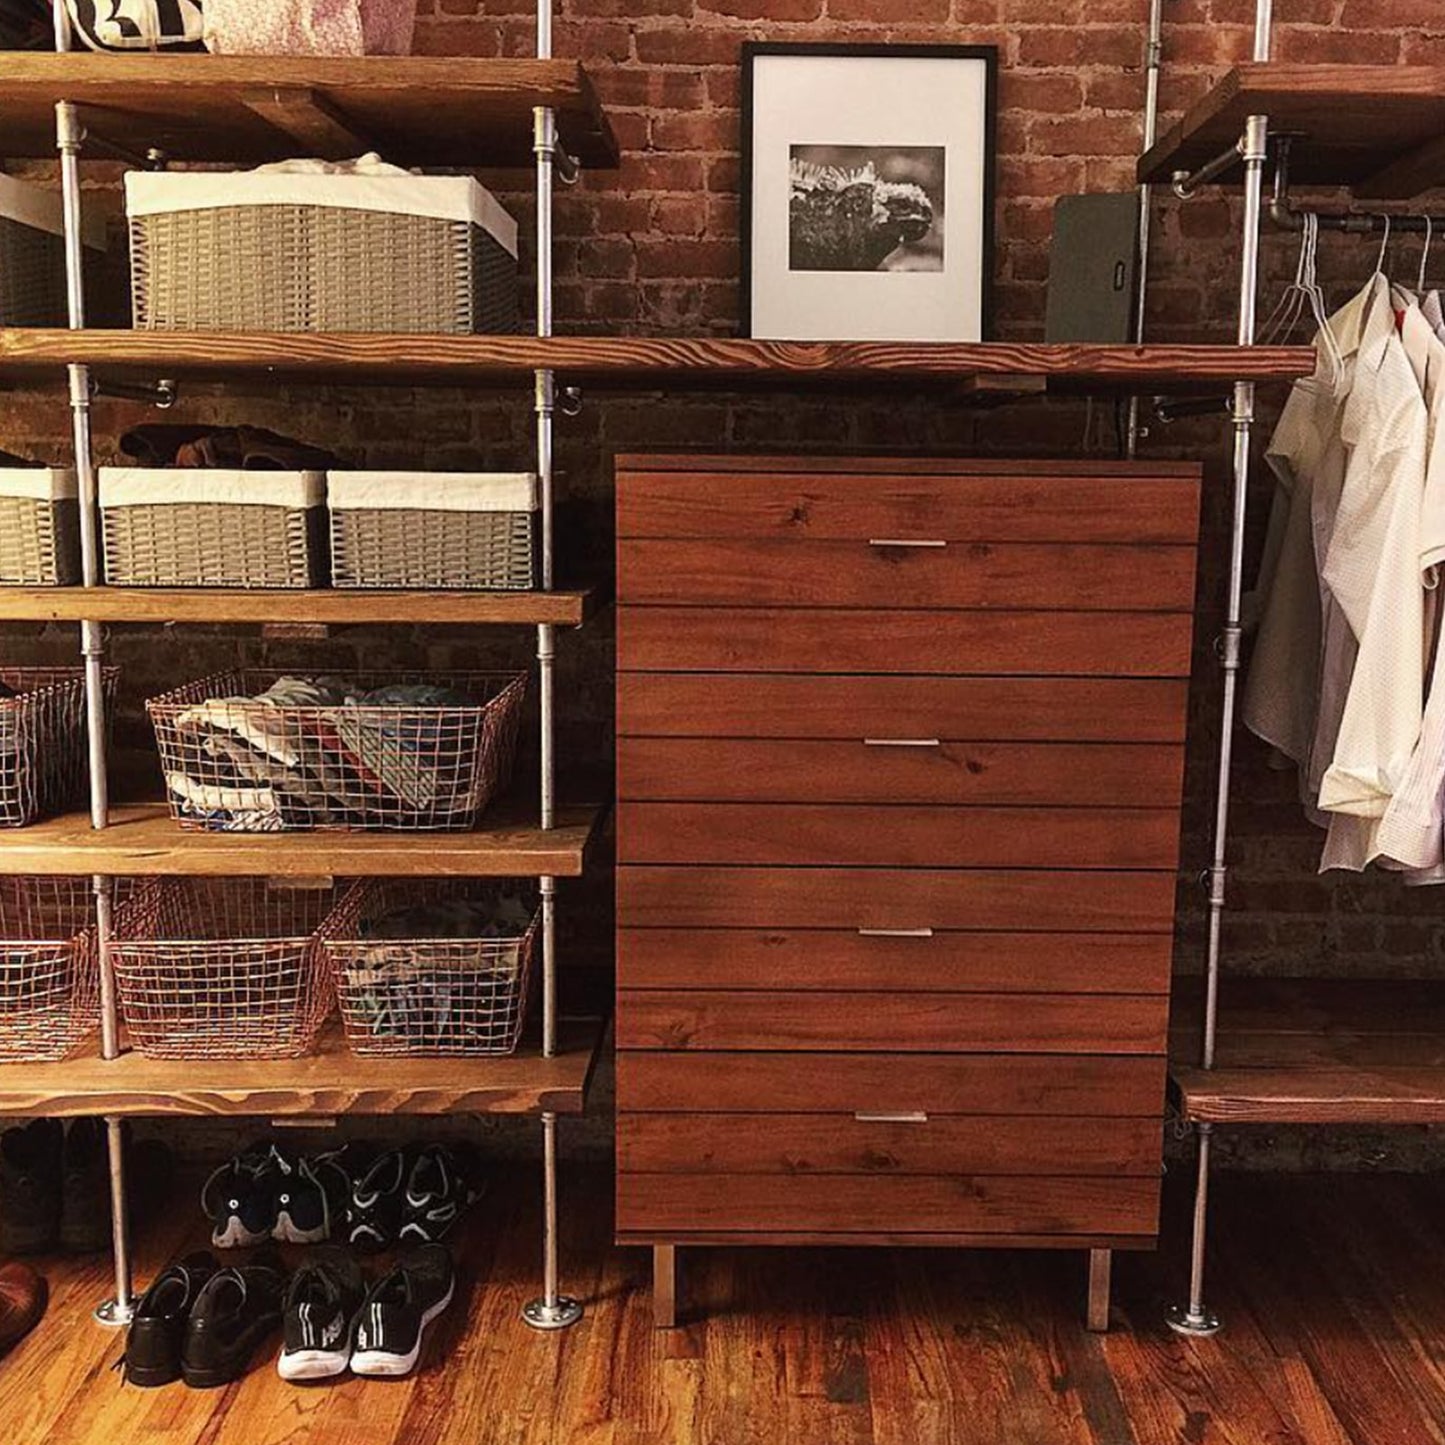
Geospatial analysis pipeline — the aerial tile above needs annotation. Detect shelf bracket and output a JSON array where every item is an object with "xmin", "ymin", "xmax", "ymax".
[{"xmin": 240, "ymin": 87, "xmax": 372, "ymax": 160}]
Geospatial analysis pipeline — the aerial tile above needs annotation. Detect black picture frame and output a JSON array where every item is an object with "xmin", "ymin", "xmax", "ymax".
[{"xmin": 740, "ymin": 41, "xmax": 998, "ymax": 342}]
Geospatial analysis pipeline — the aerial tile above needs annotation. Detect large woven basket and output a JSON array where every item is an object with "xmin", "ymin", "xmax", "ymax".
[
  {"xmin": 328, "ymin": 472, "xmax": 539, "ymax": 591},
  {"xmin": 112, "ymin": 877, "xmax": 338, "ymax": 1060},
  {"xmin": 0, "ymin": 469, "xmax": 81, "ymax": 586},
  {"xmin": 322, "ymin": 879, "xmax": 539, "ymax": 1057},
  {"xmin": 0, "ymin": 173, "xmax": 105, "ymax": 327},
  {"xmin": 0, "ymin": 876, "xmax": 100, "ymax": 1062},
  {"xmin": 127, "ymin": 172, "xmax": 519, "ymax": 334},
  {"xmin": 148, "ymin": 668, "xmax": 527, "ymax": 832},
  {"xmin": 100, "ymin": 467, "xmax": 326, "ymax": 589}
]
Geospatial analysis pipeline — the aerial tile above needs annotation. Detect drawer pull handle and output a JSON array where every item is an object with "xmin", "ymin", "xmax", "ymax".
[
  {"xmin": 869, "ymin": 537, "xmax": 948, "ymax": 549},
  {"xmin": 857, "ymin": 927, "xmax": 935, "ymax": 938},
  {"xmin": 864, "ymin": 737, "xmax": 941, "ymax": 748},
  {"xmin": 854, "ymin": 1111, "xmax": 929, "ymax": 1124}
]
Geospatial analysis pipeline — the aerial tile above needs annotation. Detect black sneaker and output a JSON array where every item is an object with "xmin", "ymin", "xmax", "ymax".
[
  {"xmin": 350, "ymin": 1245, "xmax": 455, "ymax": 1379},
  {"xmin": 59, "ymin": 1118, "xmax": 112, "ymax": 1254},
  {"xmin": 0, "ymin": 1119, "xmax": 62, "ymax": 1255},
  {"xmin": 399, "ymin": 1145, "xmax": 481, "ymax": 1245},
  {"xmin": 123, "ymin": 1251, "xmax": 218, "ymax": 1388},
  {"xmin": 277, "ymin": 1248, "xmax": 365, "ymax": 1383},
  {"xmin": 348, "ymin": 1148, "xmax": 406, "ymax": 1254},
  {"xmin": 273, "ymin": 1149, "xmax": 355, "ymax": 1246},
  {"xmin": 181, "ymin": 1254, "xmax": 287, "ymax": 1389},
  {"xmin": 201, "ymin": 1142, "xmax": 283, "ymax": 1249}
]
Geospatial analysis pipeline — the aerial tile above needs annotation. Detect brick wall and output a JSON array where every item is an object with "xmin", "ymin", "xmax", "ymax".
[{"xmin": 3, "ymin": 2, "xmax": 1442, "ymax": 1166}]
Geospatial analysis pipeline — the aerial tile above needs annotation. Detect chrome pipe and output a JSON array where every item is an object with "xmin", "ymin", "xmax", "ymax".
[
  {"xmin": 540, "ymin": 875, "xmax": 557, "ymax": 1058},
  {"xmin": 1165, "ymin": 1124, "xmax": 1221, "ymax": 1335},
  {"xmin": 1172, "ymin": 138, "xmax": 1245, "ymax": 199},
  {"xmin": 92, "ymin": 1117, "xmax": 134, "ymax": 1327},
  {"xmin": 1127, "ymin": 0, "xmax": 1165, "ymax": 458},
  {"xmin": 521, "ymin": 1112, "xmax": 583, "ymax": 1329},
  {"xmin": 51, "ymin": 0, "xmax": 71, "ymax": 53},
  {"xmin": 94, "ymin": 878, "xmax": 118, "ymax": 1059},
  {"xmin": 1253, "ymin": 0, "xmax": 1273, "ymax": 60}
]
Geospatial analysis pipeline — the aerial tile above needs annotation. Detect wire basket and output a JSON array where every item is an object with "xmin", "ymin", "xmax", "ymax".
[
  {"xmin": 111, "ymin": 877, "xmax": 339, "ymax": 1060},
  {"xmin": 0, "ymin": 666, "xmax": 116, "ymax": 828},
  {"xmin": 147, "ymin": 669, "xmax": 526, "ymax": 832},
  {"xmin": 0, "ymin": 876, "xmax": 99, "ymax": 1062},
  {"xmin": 322, "ymin": 879, "xmax": 539, "ymax": 1057}
]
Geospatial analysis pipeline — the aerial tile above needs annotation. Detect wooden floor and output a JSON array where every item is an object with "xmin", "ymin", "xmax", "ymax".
[{"xmin": 3, "ymin": 1166, "xmax": 1443, "ymax": 1445}]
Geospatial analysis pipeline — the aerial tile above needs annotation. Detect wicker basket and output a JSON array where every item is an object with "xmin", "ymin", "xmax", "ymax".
[
  {"xmin": 0, "ymin": 174, "xmax": 106, "ymax": 327},
  {"xmin": 148, "ymin": 669, "xmax": 527, "ymax": 832},
  {"xmin": 0, "ymin": 468, "xmax": 81, "ymax": 586},
  {"xmin": 323, "ymin": 879, "xmax": 538, "ymax": 1057},
  {"xmin": 328, "ymin": 472, "xmax": 538, "ymax": 591},
  {"xmin": 0, "ymin": 877, "xmax": 100, "ymax": 1062},
  {"xmin": 111, "ymin": 877, "xmax": 338, "ymax": 1060},
  {"xmin": 126, "ymin": 171, "xmax": 519, "ymax": 334},
  {"xmin": 0, "ymin": 666, "xmax": 116, "ymax": 828},
  {"xmin": 100, "ymin": 467, "xmax": 326, "ymax": 589}
]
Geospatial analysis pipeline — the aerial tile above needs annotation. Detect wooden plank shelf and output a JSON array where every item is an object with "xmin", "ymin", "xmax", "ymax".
[
  {"xmin": 1140, "ymin": 64, "xmax": 1445, "ymax": 199},
  {"xmin": 0, "ymin": 1018, "xmax": 603, "ymax": 1118},
  {"xmin": 0, "ymin": 330, "xmax": 1318, "ymax": 390},
  {"xmin": 0, "ymin": 584, "xmax": 600, "ymax": 627},
  {"xmin": 0, "ymin": 801, "xmax": 603, "ymax": 878},
  {"xmin": 0, "ymin": 54, "xmax": 617, "ymax": 168},
  {"xmin": 1171, "ymin": 979, "xmax": 1445, "ymax": 1126}
]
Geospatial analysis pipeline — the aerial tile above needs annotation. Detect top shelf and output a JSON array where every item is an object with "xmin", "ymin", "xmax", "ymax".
[
  {"xmin": 0, "ymin": 54, "xmax": 618, "ymax": 169},
  {"xmin": 1140, "ymin": 64, "xmax": 1445, "ymax": 199}
]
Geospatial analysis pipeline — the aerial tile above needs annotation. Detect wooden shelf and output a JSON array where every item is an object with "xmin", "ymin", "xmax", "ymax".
[
  {"xmin": 0, "ymin": 54, "xmax": 617, "ymax": 168},
  {"xmin": 0, "ymin": 584, "xmax": 600, "ymax": 627},
  {"xmin": 0, "ymin": 331, "xmax": 1318, "ymax": 390},
  {"xmin": 1140, "ymin": 64, "xmax": 1445, "ymax": 199},
  {"xmin": 0, "ymin": 1018, "xmax": 602, "ymax": 1118},
  {"xmin": 0, "ymin": 801, "xmax": 602, "ymax": 878},
  {"xmin": 1171, "ymin": 979, "xmax": 1445, "ymax": 1126}
]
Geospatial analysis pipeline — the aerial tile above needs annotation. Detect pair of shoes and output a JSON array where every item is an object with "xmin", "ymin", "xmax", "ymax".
[
  {"xmin": 349, "ymin": 1145, "xmax": 480, "ymax": 1254},
  {"xmin": 124, "ymin": 1251, "xmax": 288, "ymax": 1389},
  {"xmin": 0, "ymin": 1261, "xmax": 46, "ymax": 1356},
  {"xmin": 0, "ymin": 1119, "xmax": 111, "ymax": 1255},
  {"xmin": 279, "ymin": 1243, "xmax": 455, "ymax": 1382},
  {"xmin": 202, "ymin": 1141, "xmax": 352, "ymax": 1249}
]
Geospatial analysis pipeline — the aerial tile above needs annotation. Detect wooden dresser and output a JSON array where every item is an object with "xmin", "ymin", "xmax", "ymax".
[{"xmin": 614, "ymin": 454, "xmax": 1202, "ymax": 1330}]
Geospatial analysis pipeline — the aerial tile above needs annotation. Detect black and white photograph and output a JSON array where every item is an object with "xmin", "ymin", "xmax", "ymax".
[
  {"xmin": 788, "ymin": 144, "xmax": 946, "ymax": 274},
  {"xmin": 743, "ymin": 44, "xmax": 996, "ymax": 341}
]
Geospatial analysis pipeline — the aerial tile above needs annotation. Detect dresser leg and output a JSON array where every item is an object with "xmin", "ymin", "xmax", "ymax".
[
  {"xmin": 653, "ymin": 1244, "xmax": 678, "ymax": 1329},
  {"xmin": 1086, "ymin": 1248, "xmax": 1112, "ymax": 1332}
]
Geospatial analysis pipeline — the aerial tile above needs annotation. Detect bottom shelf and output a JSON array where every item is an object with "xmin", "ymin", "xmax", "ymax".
[
  {"xmin": 0, "ymin": 1017, "xmax": 604, "ymax": 1118},
  {"xmin": 1171, "ymin": 980, "xmax": 1445, "ymax": 1125}
]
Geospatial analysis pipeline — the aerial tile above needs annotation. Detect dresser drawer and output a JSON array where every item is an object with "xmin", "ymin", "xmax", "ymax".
[
  {"xmin": 617, "ymin": 606, "xmax": 1194, "ymax": 677},
  {"xmin": 617, "ymin": 928, "xmax": 1174, "ymax": 994},
  {"xmin": 616, "ymin": 1171, "xmax": 1161, "ymax": 1238},
  {"xmin": 618, "ymin": 802, "xmax": 1180, "ymax": 869},
  {"xmin": 618, "ymin": 866, "xmax": 1178, "ymax": 933},
  {"xmin": 617, "ymin": 1111, "xmax": 1164, "ymax": 1177},
  {"xmin": 615, "ymin": 989, "xmax": 1168, "ymax": 1053},
  {"xmin": 618, "ymin": 739, "xmax": 1185, "ymax": 808},
  {"xmin": 616, "ymin": 1051, "xmax": 1167, "ymax": 1115},
  {"xmin": 618, "ymin": 674, "xmax": 1190, "ymax": 743},
  {"xmin": 616, "ymin": 457, "xmax": 1202, "ymax": 545},
  {"xmin": 618, "ymin": 537, "xmax": 1197, "ymax": 611}
]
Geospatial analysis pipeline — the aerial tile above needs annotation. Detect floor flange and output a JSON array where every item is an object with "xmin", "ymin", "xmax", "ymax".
[
  {"xmin": 1165, "ymin": 1303, "xmax": 1222, "ymax": 1337},
  {"xmin": 94, "ymin": 1298, "xmax": 134, "ymax": 1329},
  {"xmin": 522, "ymin": 1295, "xmax": 583, "ymax": 1331}
]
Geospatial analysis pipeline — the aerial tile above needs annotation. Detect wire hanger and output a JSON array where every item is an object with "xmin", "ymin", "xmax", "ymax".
[
  {"xmin": 1374, "ymin": 212, "xmax": 1392, "ymax": 278},
  {"xmin": 1420, "ymin": 214, "xmax": 1434, "ymax": 295}
]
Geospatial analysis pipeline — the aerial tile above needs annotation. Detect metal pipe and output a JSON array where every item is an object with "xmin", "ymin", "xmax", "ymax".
[
  {"xmin": 51, "ymin": 0, "xmax": 71, "ymax": 50},
  {"xmin": 540, "ymin": 875, "xmax": 557, "ymax": 1058},
  {"xmin": 1172, "ymin": 138, "xmax": 1246, "ymax": 199},
  {"xmin": 1127, "ymin": 0, "xmax": 1165, "ymax": 459},
  {"xmin": 1253, "ymin": 0, "xmax": 1273, "ymax": 61},
  {"xmin": 521, "ymin": 1111, "xmax": 582, "ymax": 1330},
  {"xmin": 95, "ymin": 1117, "xmax": 134, "ymax": 1326},
  {"xmin": 1166, "ymin": 1124, "xmax": 1221, "ymax": 1335}
]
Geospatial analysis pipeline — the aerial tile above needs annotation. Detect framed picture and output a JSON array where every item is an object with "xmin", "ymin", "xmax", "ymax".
[{"xmin": 741, "ymin": 42, "xmax": 997, "ymax": 342}]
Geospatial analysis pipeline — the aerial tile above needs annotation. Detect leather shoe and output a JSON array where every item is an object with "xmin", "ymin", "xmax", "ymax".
[{"xmin": 0, "ymin": 1261, "xmax": 46, "ymax": 1356}]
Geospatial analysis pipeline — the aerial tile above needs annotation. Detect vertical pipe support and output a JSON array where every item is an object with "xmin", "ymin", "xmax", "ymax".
[
  {"xmin": 521, "ymin": 1111, "xmax": 582, "ymax": 1331},
  {"xmin": 1166, "ymin": 1123, "xmax": 1222, "ymax": 1336},
  {"xmin": 1126, "ymin": 0, "xmax": 1165, "ymax": 458}
]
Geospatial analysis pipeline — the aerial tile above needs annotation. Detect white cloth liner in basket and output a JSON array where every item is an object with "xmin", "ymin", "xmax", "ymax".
[
  {"xmin": 0, "ymin": 173, "xmax": 106, "ymax": 249},
  {"xmin": 124, "ymin": 165, "xmax": 518, "ymax": 258},
  {"xmin": 326, "ymin": 472, "xmax": 538, "ymax": 513},
  {"xmin": 0, "ymin": 469, "xmax": 78, "ymax": 502},
  {"xmin": 99, "ymin": 468, "xmax": 326, "ymax": 509}
]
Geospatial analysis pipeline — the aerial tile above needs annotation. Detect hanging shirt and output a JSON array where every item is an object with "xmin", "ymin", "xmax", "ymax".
[{"xmin": 1317, "ymin": 278, "xmax": 1431, "ymax": 818}]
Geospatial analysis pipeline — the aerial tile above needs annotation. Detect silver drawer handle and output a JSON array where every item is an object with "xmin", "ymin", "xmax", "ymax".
[
  {"xmin": 868, "ymin": 537, "xmax": 947, "ymax": 549},
  {"xmin": 854, "ymin": 1111, "xmax": 929, "ymax": 1124},
  {"xmin": 857, "ymin": 927, "xmax": 935, "ymax": 938},
  {"xmin": 863, "ymin": 737, "xmax": 941, "ymax": 748}
]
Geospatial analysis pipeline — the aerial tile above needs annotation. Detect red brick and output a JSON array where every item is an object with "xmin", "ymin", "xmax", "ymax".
[
  {"xmin": 650, "ymin": 109, "xmax": 739, "ymax": 151},
  {"xmin": 830, "ymin": 0, "xmax": 949, "ymax": 21},
  {"xmin": 634, "ymin": 27, "xmax": 741, "ymax": 64}
]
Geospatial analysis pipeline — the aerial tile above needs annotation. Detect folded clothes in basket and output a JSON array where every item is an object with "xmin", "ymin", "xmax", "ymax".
[
  {"xmin": 163, "ymin": 675, "xmax": 484, "ymax": 831},
  {"xmin": 119, "ymin": 424, "xmax": 339, "ymax": 472}
]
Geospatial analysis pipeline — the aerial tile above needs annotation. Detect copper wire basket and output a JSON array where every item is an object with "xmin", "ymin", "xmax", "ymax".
[
  {"xmin": 146, "ymin": 669, "xmax": 526, "ymax": 833},
  {"xmin": 111, "ymin": 877, "xmax": 339, "ymax": 1060},
  {"xmin": 0, "ymin": 666, "xmax": 116, "ymax": 828},
  {"xmin": 322, "ymin": 879, "xmax": 539, "ymax": 1057},
  {"xmin": 0, "ymin": 876, "xmax": 100, "ymax": 1061}
]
